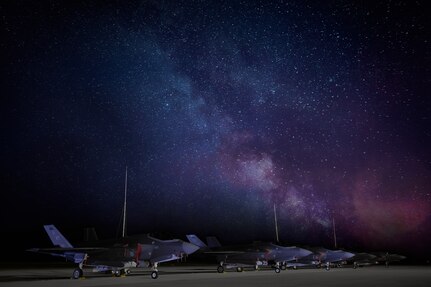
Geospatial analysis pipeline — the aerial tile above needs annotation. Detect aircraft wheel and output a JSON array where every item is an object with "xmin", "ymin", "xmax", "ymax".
[
  {"xmin": 293, "ymin": 266, "xmax": 297, "ymax": 270},
  {"xmin": 72, "ymin": 268, "xmax": 83, "ymax": 279},
  {"xmin": 217, "ymin": 266, "xmax": 224, "ymax": 273},
  {"xmin": 326, "ymin": 266, "xmax": 330, "ymax": 271},
  {"xmin": 125, "ymin": 269, "xmax": 131, "ymax": 275},
  {"xmin": 113, "ymin": 270, "xmax": 121, "ymax": 277},
  {"xmin": 353, "ymin": 263, "xmax": 358, "ymax": 269},
  {"xmin": 236, "ymin": 267, "xmax": 243, "ymax": 272},
  {"xmin": 275, "ymin": 267, "xmax": 281, "ymax": 273},
  {"xmin": 254, "ymin": 265, "xmax": 259, "ymax": 271},
  {"xmin": 151, "ymin": 271, "xmax": 158, "ymax": 279},
  {"xmin": 281, "ymin": 265, "xmax": 287, "ymax": 270}
]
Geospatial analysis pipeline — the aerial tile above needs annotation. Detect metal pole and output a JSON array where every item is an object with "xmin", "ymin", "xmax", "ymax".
[
  {"xmin": 332, "ymin": 217, "xmax": 337, "ymax": 249},
  {"xmin": 122, "ymin": 166, "xmax": 128, "ymax": 238},
  {"xmin": 274, "ymin": 203, "xmax": 279, "ymax": 243}
]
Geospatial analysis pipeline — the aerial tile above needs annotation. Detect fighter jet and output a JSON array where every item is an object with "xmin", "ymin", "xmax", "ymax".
[
  {"xmin": 286, "ymin": 247, "xmax": 355, "ymax": 270},
  {"xmin": 187, "ymin": 234, "xmax": 311, "ymax": 273},
  {"xmin": 29, "ymin": 225, "xmax": 199, "ymax": 279},
  {"xmin": 266, "ymin": 245, "xmax": 313, "ymax": 271},
  {"xmin": 130, "ymin": 233, "xmax": 200, "ymax": 278},
  {"xmin": 373, "ymin": 252, "xmax": 406, "ymax": 267},
  {"xmin": 320, "ymin": 248, "xmax": 355, "ymax": 269},
  {"xmin": 349, "ymin": 252, "xmax": 378, "ymax": 268}
]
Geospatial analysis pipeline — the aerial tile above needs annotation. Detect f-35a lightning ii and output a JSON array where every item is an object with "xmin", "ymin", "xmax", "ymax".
[
  {"xmin": 286, "ymin": 247, "xmax": 355, "ymax": 270},
  {"xmin": 29, "ymin": 225, "xmax": 199, "ymax": 279},
  {"xmin": 187, "ymin": 234, "xmax": 311, "ymax": 273}
]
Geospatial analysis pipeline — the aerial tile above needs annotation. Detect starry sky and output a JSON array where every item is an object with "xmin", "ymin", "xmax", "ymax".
[{"xmin": 1, "ymin": 1, "xmax": 430, "ymax": 259}]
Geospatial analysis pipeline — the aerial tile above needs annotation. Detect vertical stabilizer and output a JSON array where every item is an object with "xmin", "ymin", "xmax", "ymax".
[
  {"xmin": 206, "ymin": 236, "xmax": 222, "ymax": 248},
  {"xmin": 43, "ymin": 225, "xmax": 73, "ymax": 248},
  {"xmin": 186, "ymin": 234, "xmax": 207, "ymax": 248},
  {"xmin": 83, "ymin": 227, "xmax": 99, "ymax": 242}
]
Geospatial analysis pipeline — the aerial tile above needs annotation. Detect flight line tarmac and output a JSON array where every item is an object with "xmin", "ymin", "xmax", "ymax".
[{"xmin": 1, "ymin": 265, "xmax": 430, "ymax": 287}]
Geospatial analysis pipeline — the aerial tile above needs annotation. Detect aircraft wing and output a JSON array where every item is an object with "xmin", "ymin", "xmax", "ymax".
[
  {"xmin": 28, "ymin": 247, "xmax": 109, "ymax": 254},
  {"xmin": 203, "ymin": 251, "xmax": 246, "ymax": 254},
  {"xmin": 27, "ymin": 247, "xmax": 110, "ymax": 263}
]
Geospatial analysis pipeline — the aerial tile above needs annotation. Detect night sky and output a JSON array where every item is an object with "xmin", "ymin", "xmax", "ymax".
[{"xmin": 1, "ymin": 1, "xmax": 430, "ymax": 260}]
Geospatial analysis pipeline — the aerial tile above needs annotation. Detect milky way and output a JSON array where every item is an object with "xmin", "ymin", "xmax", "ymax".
[{"xmin": 1, "ymin": 1, "xmax": 430, "ymax": 256}]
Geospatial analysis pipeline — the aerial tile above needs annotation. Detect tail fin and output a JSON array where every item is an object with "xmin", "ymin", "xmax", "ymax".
[
  {"xmin": 186, "ymin": 234, "xmax": 207, "ymax": 248},
  {"xmin": 206, "ymin": 236, "xmax": 222, "ymax": 248},
  {"xmin": 83, "ymin": 227, "xmax": 99, "ymax": 242},
  {"xmin": 43, "ymin": 225, "xmax": 73, "ymax": 248}
]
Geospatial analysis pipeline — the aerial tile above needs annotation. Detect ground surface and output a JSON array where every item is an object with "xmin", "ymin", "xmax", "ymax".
[{"xmin": 0, "ymin": 265, "xmax": 430, "ymax": 287}]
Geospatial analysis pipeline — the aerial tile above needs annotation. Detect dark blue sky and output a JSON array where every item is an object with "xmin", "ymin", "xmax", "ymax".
[{"xmin": 1, "ymin": 1, "xmax": 430, "ymax": 259}]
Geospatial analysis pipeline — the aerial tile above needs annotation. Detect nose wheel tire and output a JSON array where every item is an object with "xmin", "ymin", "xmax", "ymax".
[
  {"xmin": 217, "ymin": 266, "xmax": 224, "ymax": 273},
  {"xmin": 151, "ymin": 271, "xmax": 158, "ymax": 279},
  {"xmin": 274, "ymin": 267, "xmax": 281, "ymax": 273}
]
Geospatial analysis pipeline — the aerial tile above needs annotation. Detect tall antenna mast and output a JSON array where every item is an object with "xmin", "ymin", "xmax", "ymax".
[
  {"xmin": 332, "ymin": 217, "xmax": 337, "ymax": 249},
  {"xmin": 122, "ymin": 166, "xmax": 128, "ymax": 238},
  {"xmin": 274, "ymin": 203, "xmax": 279, "ymax": 243}
]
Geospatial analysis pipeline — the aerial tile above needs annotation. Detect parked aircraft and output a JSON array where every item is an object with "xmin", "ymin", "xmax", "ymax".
[
  {"xmin": 349, "ymin": 252, "xmax": 378, "ymax": 268},
  {"xmin": 286, "ymin": 247, "xmax": 355, "ymax": 270},
  {"xmin": 29, "ymin": 225, "xmax": 199, "ymax": 279},
  {"xmin": 187, "ymin": 234, "xmax": 311, "ymax": 273},
  {"xmin": 374, "ymin": 252, "xmax": 406, "ymax": 267}
]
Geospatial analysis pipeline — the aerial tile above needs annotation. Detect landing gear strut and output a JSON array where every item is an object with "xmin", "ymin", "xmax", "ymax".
[{"xmin": 151, "ymin": 262, "xmax": 159, "ymax": 279}]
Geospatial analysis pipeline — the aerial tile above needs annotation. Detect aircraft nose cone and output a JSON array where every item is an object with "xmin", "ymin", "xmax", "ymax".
[
  {"xmin": 182, "ymin": 242, "xmax": 199, "ymax": 255},
  {"xmin": 345, "ymin": 252, "xmax": 355, "ymax": 259},
  {"xmin": 300, "ymin": 248, "xmax": 313, "ymax": 257}
]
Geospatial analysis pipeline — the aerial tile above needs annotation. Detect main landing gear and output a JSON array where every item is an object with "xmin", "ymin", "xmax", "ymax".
[
  {"xmin": 72, "ymin": 268, "xmax": 83, "ymax": 279},
  {"xmin": 72, "ymin": 258, "xmax": 87, "ymax": 279},
  {"xmin": 217, "ymin": 265, "xmax": 224, "ymax": 273},
  {"xmin": 113, "ymin": 270, "xmax": 126, "ymax": 277}
]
